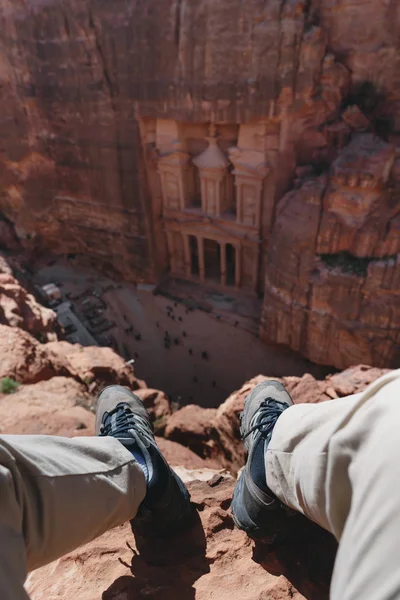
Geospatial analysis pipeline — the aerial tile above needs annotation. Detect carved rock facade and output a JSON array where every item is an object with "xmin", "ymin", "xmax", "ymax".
[{"xmin": 0, "ymin": 0, "xmax": 400, "ymax": 368}]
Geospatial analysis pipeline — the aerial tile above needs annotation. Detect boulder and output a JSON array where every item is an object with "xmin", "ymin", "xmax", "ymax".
[
  {"xmin": 327, "ymin": 365, "xmax": 391, "ymax": 397},
  {"xmin": 0, "ymin": 273, "xmax": 57, "ymax": 341},
  {"xmin": 164, "ymin": 405, "xmax": 218, "ymax": 460},
  {"xmin": 0, "ymin": 323, "xmax": 146, "ymax": 393},
  {"xmin": 0, "ymin": 377, "xmax": 94, "ymax": 436},
  {"xmin": 45, "ymin": 341, "xmax": 146, "ymax": 391},
  {"xmin": 0, "ymin": 325, "xmax": 64, "ymax": 384},
  {"xmin": 155, "ymin": 438, "xmax": 210, "ymax": 469}
]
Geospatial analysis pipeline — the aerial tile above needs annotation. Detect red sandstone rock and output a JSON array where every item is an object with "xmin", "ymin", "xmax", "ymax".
[
  {"xmin": 45, "ymin": 340, "xmax": 145, "ymax": 390},
  {"xmin": 0, "ymin": 1, "xmax": 399, "ymax": 370},
  {"xmin": 165, "ymin": 404, "xmax": 218, "ymax": 465},
  {"xmin": 164, "ymin": 405, "xmax": 218, "ymax": 460},
  {"xmin": 155, "ymin": 437, "xmax": 209, "ymax": 469},
  {"xmin": 0, "ymin": 273, "xmax": 57, "ymax": 341},
  {"xmin": 0, "ymin": 377, "xmax": 94, "ymax": 436},
  {"xmin": 26, "ymin": 471, "xmax": 335, "ymax": 600},
  {"xmin": 0, "ymin": 325, "xmax": 64, "ymax": 384},
  {"xmin": 283, "ymin": 374, "xmax": 331, "ymax": 405},
  {"xmin": 327, "ymin": 364, "xmax": 391, "ymax": 397},
  {"xmin": 261, "ymin": 134, "xmax": 400, "ymax": 369},
  {"xmin": 0, "ymin": 323, "xmax": 146, "ymax": 393}
]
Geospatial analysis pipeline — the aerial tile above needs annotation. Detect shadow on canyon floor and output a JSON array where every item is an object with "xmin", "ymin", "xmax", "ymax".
[
  {"xmin": 253, "ymin": 514, "xmax": 338, "ymax": 600},
  {"xmin": 103, "ymin": 509, "xmax": 337, "ymax": 599},
  {"xmin": 103, "ymin": 511, "xmax": 210, "ymax": 599}
]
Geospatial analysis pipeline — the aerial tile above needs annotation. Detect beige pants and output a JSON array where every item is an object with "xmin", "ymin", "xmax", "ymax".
[
  {"xmin": 0, "ymin": 435, "xmax": 145, "ymax": 600},
  {"xmin": 267, "ymin": 369, "xmax": 400, "ymax": 599},
  {"xmin": 2, "ymin": 371, "xmax": 400, "ymax": 599}
]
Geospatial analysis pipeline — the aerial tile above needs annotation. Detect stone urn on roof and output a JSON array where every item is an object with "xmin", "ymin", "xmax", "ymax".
[{"xmin": 193, "ymin": 124, "xmax": 230, "ymax": 217}]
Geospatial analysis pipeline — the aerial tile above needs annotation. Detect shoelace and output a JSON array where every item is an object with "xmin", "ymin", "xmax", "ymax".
[
  {"xmin": 243, "ymin": 398, "xmax": 289, "ymax": 440},
  {"xmin": 99, "ymin": 405, "xmax": 153, "ymax": 442},
  {"xmin": 99, "ymin": 404, "xmax": 155, "ymax": 482}
]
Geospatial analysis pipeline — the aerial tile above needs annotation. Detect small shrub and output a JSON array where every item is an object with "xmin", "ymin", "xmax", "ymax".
[
  {"xmin": 34, "ymin": 332, "xmax": 47, "ymax": 344},
  {"xmin": 319, "ymin": 252, "xmax": 397, "ymax": 277},
  {"xmin": 0, "ymin": 377, "xmax": 20, "ymax": 394}
]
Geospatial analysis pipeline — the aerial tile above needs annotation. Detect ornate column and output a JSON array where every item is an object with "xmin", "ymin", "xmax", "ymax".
[
  {"xmin": 183, "ymin": 234, "xmax": 191, "ymax": 278},
  {"xmin": 166, "ymin": 231, "xmax": 174, "ymax": 272},
  {"xmin": 220, "ymin": 243, "xmax": 226, "ymax": 286},
  {"xmin": 197, "ymin": 236, "xmax": 205, "ymax": 282},
  {"xmin": 252, "ymin": 246, "xmax": 260, "ymax": 292},
  {"xmin": 193, "ymin": 124, "xmax": 229, "ymax": 217},
  {"xmin": 235, "ymin": 244, "xmax": 241, "ymax": 288},
  {"xmin": 229, "ymin": 146, "xmax": 269, "ymax": 228}
]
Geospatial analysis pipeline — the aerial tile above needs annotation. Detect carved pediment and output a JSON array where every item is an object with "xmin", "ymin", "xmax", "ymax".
[{"xmin": 228, "ymin": 147, "xmax": 269, "ymax": 179}]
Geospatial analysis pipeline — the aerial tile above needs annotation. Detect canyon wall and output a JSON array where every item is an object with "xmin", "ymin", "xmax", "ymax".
[{"xmin": 0, "ymin": 0, "xmax": 399, "ymax": 368}]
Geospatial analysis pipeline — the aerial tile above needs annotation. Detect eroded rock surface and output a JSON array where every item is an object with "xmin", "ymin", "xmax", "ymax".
[
  {"xmin": 261, "ymin": 134, "xmax": 400, "ymax": 369},
  {"xmin": 26, "ymin": 471, "xmax": 336, "ymax": 600},
  {"xmin": 45, "ymin": 340, "xmax": 145, "ymax": 390},
  {"xmin": 0, "ymin": 273, "xmax": 57, "ymax": 341},
  {"xmin": 0, "ymin": 0, "xmax": 399, "ymax": 368},
  {"xmin": 0, "ymin": 377, "xmax": 94, "ymax": 437}
]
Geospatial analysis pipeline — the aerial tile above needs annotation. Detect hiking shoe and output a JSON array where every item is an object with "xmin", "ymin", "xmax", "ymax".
[
  {"xmin": 231, "ymin": 380, "xmax": 294, "ymax": 543},
  {"xmin": 96, "ymin": 385, "xmax": 194, "ymax": 537}
]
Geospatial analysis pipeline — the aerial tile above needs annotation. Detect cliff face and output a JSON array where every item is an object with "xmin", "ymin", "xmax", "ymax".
[
  {"xmin": 261, "ymin": 134, "xmax": 400, "ymax": 369},
  {"xmin": 1, "ymin": 0, "xmax": 400, "ymax": 368}
]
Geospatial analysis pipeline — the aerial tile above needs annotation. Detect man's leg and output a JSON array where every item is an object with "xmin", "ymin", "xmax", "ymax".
[
  {"xmin": 0, "ymin": 385, "xmax": 192, "ymax": 600},
  {"xmin": 0, "ymin": 434, "xmax": 146, "ymax": 600},
  {"xmin": 266, "ymin": 369, "xmax": 400, "ymax": 599}
]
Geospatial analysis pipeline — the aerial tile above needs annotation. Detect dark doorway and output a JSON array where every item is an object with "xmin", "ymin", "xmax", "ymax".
[
  {"xmin": 226, "ymin": 243, "xmax": 236, "ymax": 286},
  {"xmin": 189, "ymin": 235, "xmax": 200, "ymax": 276},
  {"xmin": 204, "ymin": 238, "xmax": 221, "ymax": 283}
]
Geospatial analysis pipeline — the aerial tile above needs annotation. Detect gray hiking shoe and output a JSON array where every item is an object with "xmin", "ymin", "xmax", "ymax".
[
  {"xmin": 96, "ymin": 385, "xmax": 194, "ymax": 537},
  {"xmin": 231, "ymin": 380, "xmax": 294, "ymax": 543}
]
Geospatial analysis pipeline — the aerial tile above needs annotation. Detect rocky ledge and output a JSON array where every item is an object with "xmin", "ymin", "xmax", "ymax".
[
  {"xmin": 0, "ymin": 269, "xmax": 390, "ymax": 599},
  {"xmin": 26, "ymin": 469, "xmax": 337, "ymax": 600}
]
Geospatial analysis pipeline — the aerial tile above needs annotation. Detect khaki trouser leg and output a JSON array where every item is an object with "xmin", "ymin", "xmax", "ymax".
[
  {"xmin": 266, "ymin": 369, "xmax": 400, "ymax": 600},
  {"xmin": 0, "ymin": 435, "xmax": 146, "ymax": 600}
]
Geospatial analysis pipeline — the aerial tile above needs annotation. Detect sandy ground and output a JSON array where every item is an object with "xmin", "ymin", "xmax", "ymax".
[{"xmin": 35, "ymin": 259, "xmax": 331, "ymax": 408}]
